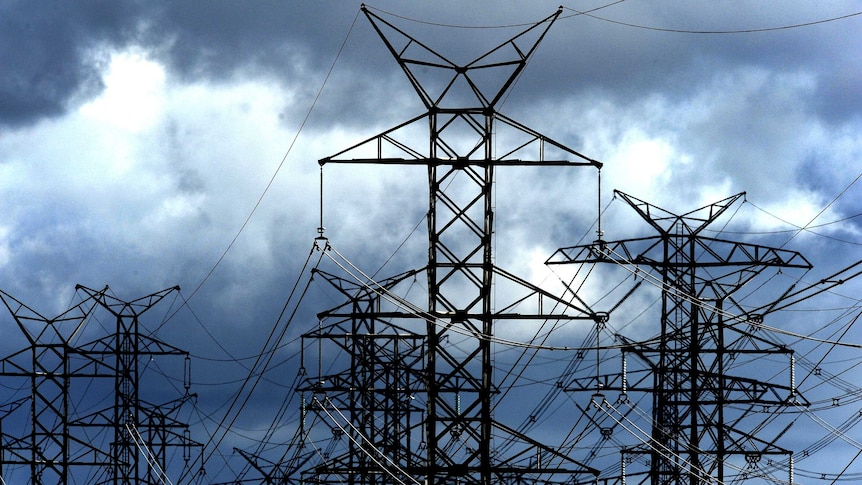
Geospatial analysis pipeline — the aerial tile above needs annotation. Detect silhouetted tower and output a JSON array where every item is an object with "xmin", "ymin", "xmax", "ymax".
[
  {"xmin": 548, "ymin": 191, "xmax": 812, "ymax": 484},
  {"xmin": 76, "ymin": 285, "xmax": 196, "ymax": 485},
  {"xmin": 0, "ymin": 286, "xmax": 198, "ymax": 484},
  {"xmin": 300, "ymin": 6, "xmax": 603, "ymax": 485},
  {"xmin": 298, "ymin": 266, "xmax": 427, "ymax": 484},
  {"xmin": 0, "ymin": 287, "xmax": 103, "ymax": 483}
]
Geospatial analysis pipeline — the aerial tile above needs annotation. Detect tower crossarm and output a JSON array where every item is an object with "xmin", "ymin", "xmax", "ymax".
[
  {"xmin": 752, "ymin": 258, "xmax": 862, "ymax": 315},
  {"xmin": 313, "ymin": 267, "xmax": 425, "ymax": 298},
  {"xmin": 493, "ymin": 265, "xmax": 598, "ymax": 320},
  {"xmin": 76, "ymin": 284, "xmax": 180, "ymax": 318},
  {"xmin": 566, "ymin": 368, "xmax": 653, "ymax": 394},
  {"xmin": 0, "ymin": 286, "xmax": 105, "ymax": 346},
  {"xmin": 0, "ymin": 434, "xmax": 32, "ymax": 466},
  {"xmin": 361, "ymin": 5, "xmax": 563, "ymax": 110},
  {"xmin": 548, "ymin": 236, "xmax": 811, "ymax": 270},
  {"xmin": 722, "ymin": 424, "xmax": 794, "ymax": 458},
  {"xmin": 491, "ymin": 420, "xmax": 600, "ymax": 476},
  {"xmin": 703, "ymin": 372, "xmax": 798, "ymax": 405},
  {"xmin": 613, "ymin": 190, "xmax": 745, "ymax": 236},
  {"xmin": 319, "ymin": 113, "xmax": 602, "ymax": 168},
  {"xmin": 234, "ymin": 448, "xmax": 278, "ymax": 482}
]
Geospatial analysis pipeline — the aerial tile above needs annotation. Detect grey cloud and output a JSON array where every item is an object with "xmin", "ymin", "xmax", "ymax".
[
  {"xmin": 0, "ymin": 1, "xmax": 148, "ymax": 127},
  {"xmin": 0, "ymin": 3, "xmax": 603, "ymax": 128},
  {"xmin": 1, "ymin": 1, "xmax": 358, "ymax": 127},
  {"xmin": 5, "ymin": 1, "xmax": 857, "ymax": 129},
  {"xmin": 502, "ymin": 3, "xmax": 862, "ymax": 127},
  {"xmin": 815, "ymin": 67, "xmax": 862, "ymax": 123}
]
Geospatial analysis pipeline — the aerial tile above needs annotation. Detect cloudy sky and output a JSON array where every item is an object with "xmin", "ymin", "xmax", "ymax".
[{"xmin": 1, "ymin": 1, "xmax": 862, "ymax": 483}]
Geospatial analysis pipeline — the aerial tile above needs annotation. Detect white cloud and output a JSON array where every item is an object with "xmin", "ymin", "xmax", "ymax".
[
  {"xmin": 0, "ymin": 47, "xmax": 320, "ymax": 302},
  {"xmin": 0, "ymin": 225, "xmax": 10, "ymax": 268},
  {"xmin": 604, "ymin": 128, "xmax": 676, "ymax": 199},
  {"xmin": 79, "ymin": 50, "xmax": 166, "ymax": 135}
]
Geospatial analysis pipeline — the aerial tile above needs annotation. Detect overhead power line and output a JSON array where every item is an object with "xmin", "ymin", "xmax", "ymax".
[
  {"xmin": 562, "ymin": 4, "xmax": 862, "ymax": 34},
  {"xmin": 367, "ymin": 1, "xmax": 626, "ymax": 28},
  {"xmin": 179, "ymin": 8, "xmax": 361, "ymax": 308},
  {"xmin": 367, "ymin": 2, "xmax": 862, "ymax": 34},
  {"xmin": 189, "ymin": 240, "xmax": 324, "ymax": 482}
]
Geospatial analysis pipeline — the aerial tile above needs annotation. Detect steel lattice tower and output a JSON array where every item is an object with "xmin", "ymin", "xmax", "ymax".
[
  {"xmin": 548, "ymin": 190, "xmax": 813, "ymax": 484},
  {"xmin": 298, "ymin": 266, "xmax": 427, "ymax": 484},
  {"xmin": 299, "ymin": 6, "xmax": 604, "ymax": 485},
  {"xmin": 0, "ymin": 287, "xmax": 103, "ymax": 483},
  {"xmin": 0, "ymin": 286, "xmax": 198, "ymax": 484},
  {"xmin": 76, "ymin": 285, "xmax": 196, "ymax": 485}
]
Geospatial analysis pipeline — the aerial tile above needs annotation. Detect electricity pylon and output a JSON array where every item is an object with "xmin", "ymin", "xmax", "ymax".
[
  {"xmin": 0, "ymin": 287, "xmax": 104, "ymax": 483},
  {"xmin": 547, "ymin": 190, "xmax": 812, "ymax": 484},
  {"xmin": 75, "ymin": 285, "xmax": 198, "ymax": 485},
  {"xmin": 0, "ymin": 286, "xmax": 199, "ymax": 484},
  {"xmin": 298, "ymin": 6, "xmax": 604, "ymax": 485}
]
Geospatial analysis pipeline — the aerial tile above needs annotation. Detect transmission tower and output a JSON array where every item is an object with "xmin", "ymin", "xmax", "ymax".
[
  {"xmin": 0, "ymin": 285, "xmax": 199, "ymax": 484},
  {"xmin": 547, "ymin": 190, "xmax": 813, "ymax": 484},
  {"xmin": 296, "ymin": 6, "xmax": 604, "ymax": 485},
  {"xmin": 0, "ymin": 287, "xmax": 104, "ymax": 483},
  {"xmin": 75, "ymin": 285, "xmax": 199, "ymax": 485}
]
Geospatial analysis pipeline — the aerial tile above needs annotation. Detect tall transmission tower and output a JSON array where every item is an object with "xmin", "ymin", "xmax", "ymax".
[
  {"xmin": 547, "ymin": 190, "xmax": 813, "ymax": 484},
  {"xmin": 0, "ymin": 287, "xmax": 104, "ymax": 483},
  {"xmin": 0, "ymin": 285, "xmax": 199, "ymax": 484},
  {"xmin": 75, "ymin": 285, "xmax": 198, "ymax": 485},
  {"xmin": 297, "ymin": 6, "xmax": 604, "ymax": 485}
]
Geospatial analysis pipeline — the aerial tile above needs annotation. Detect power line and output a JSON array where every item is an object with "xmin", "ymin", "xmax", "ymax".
[
  {"xmin": 705, "ymin": 210, "xmax": 862, "ymax": 235},
  {"xmin": 317, "ymin": 396, "xmax": 422, "ymax": 485},
  {"xmin": 126, "ymin": 423, "xmax": 174, "ymax": 485},
  {"xmin": 778, "ymin": 170, "xmax": 862, "ymax": 249},
  {"xmin": 599, "ymin": 243, "xmax": 862, "ymax": 349},
  {"xmin": 366, "ymin": 1, "xmax": 627, "ymax": 29},
  {"xmin": 562, "ymin": 4, "xmax": 862, "ymax": 34},
  {"xmin": 189, "ymin": 241, "xmax": 323, "ymax": 481},
  {"xmin": 176, "ymin": 7, "xmax": 361, "ymax": 309},
  {"xmin": 324, "ymin": 241, "xmax": 658, "ymax": 351}
]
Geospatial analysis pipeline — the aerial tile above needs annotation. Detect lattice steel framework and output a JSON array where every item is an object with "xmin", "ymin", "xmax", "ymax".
[
  {"xmin": 0, "ymin": 286, "xmax": 198, "ymax": 484},
  {"xmin": 75, "ymin": 285, "xmax": 197, "ymax": 485},
  {"xmin": 547, "ymin": 191, "xmax": 813, "ymax": 485},
  {"xmin": 0, "ymin": 287, "xmax": 104, "ymax": 483},
  {"xmin": 299, "ymin": 266, "xmax": 427, "ymax": 484},
  {"xmin": 299, "ymin": 6, "xmax": 604, "ymax": 485}
]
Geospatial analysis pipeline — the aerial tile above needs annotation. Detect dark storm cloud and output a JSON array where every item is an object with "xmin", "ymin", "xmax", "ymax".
[
  {"xmin": 0, "ymin": 1, "xmax": 364, "ymax": 127},
  {"xmin": 143, "ymin": 2, "xmax": 350, "ymax": 80},
  {"xmin": 0, "ymin": 0, "xmax": 147, "ymax": 127},
  {"xmin": 815, "ymin": 61, "xmax": 862, "ymax": 123},
  {"xmin": 3, "ymin": 1, "xmax": 859, "ymax": 129},
  {"xmin": 0, "ymin": 1, "xmax": 449, "ymax": 135},
  {"xmin": 501, "ymin": 2, "xmax": 862, "ymax": 125}
]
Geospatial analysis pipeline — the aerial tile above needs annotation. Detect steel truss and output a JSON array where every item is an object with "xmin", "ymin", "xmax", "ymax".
[
  {"xmin": 300, "ymin": 267, "xmax": 427, "ymax": 484},
  {"xmin": 547, "ymin": 190, "xmax": 813, "ymax": 485},
  {"xmin": 296, "ymin": 6, "xmax": 604, "ymax": 485},
  {"xmin": 0, "ymin": 285, "xmax": 199, "ymax": 484}
]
